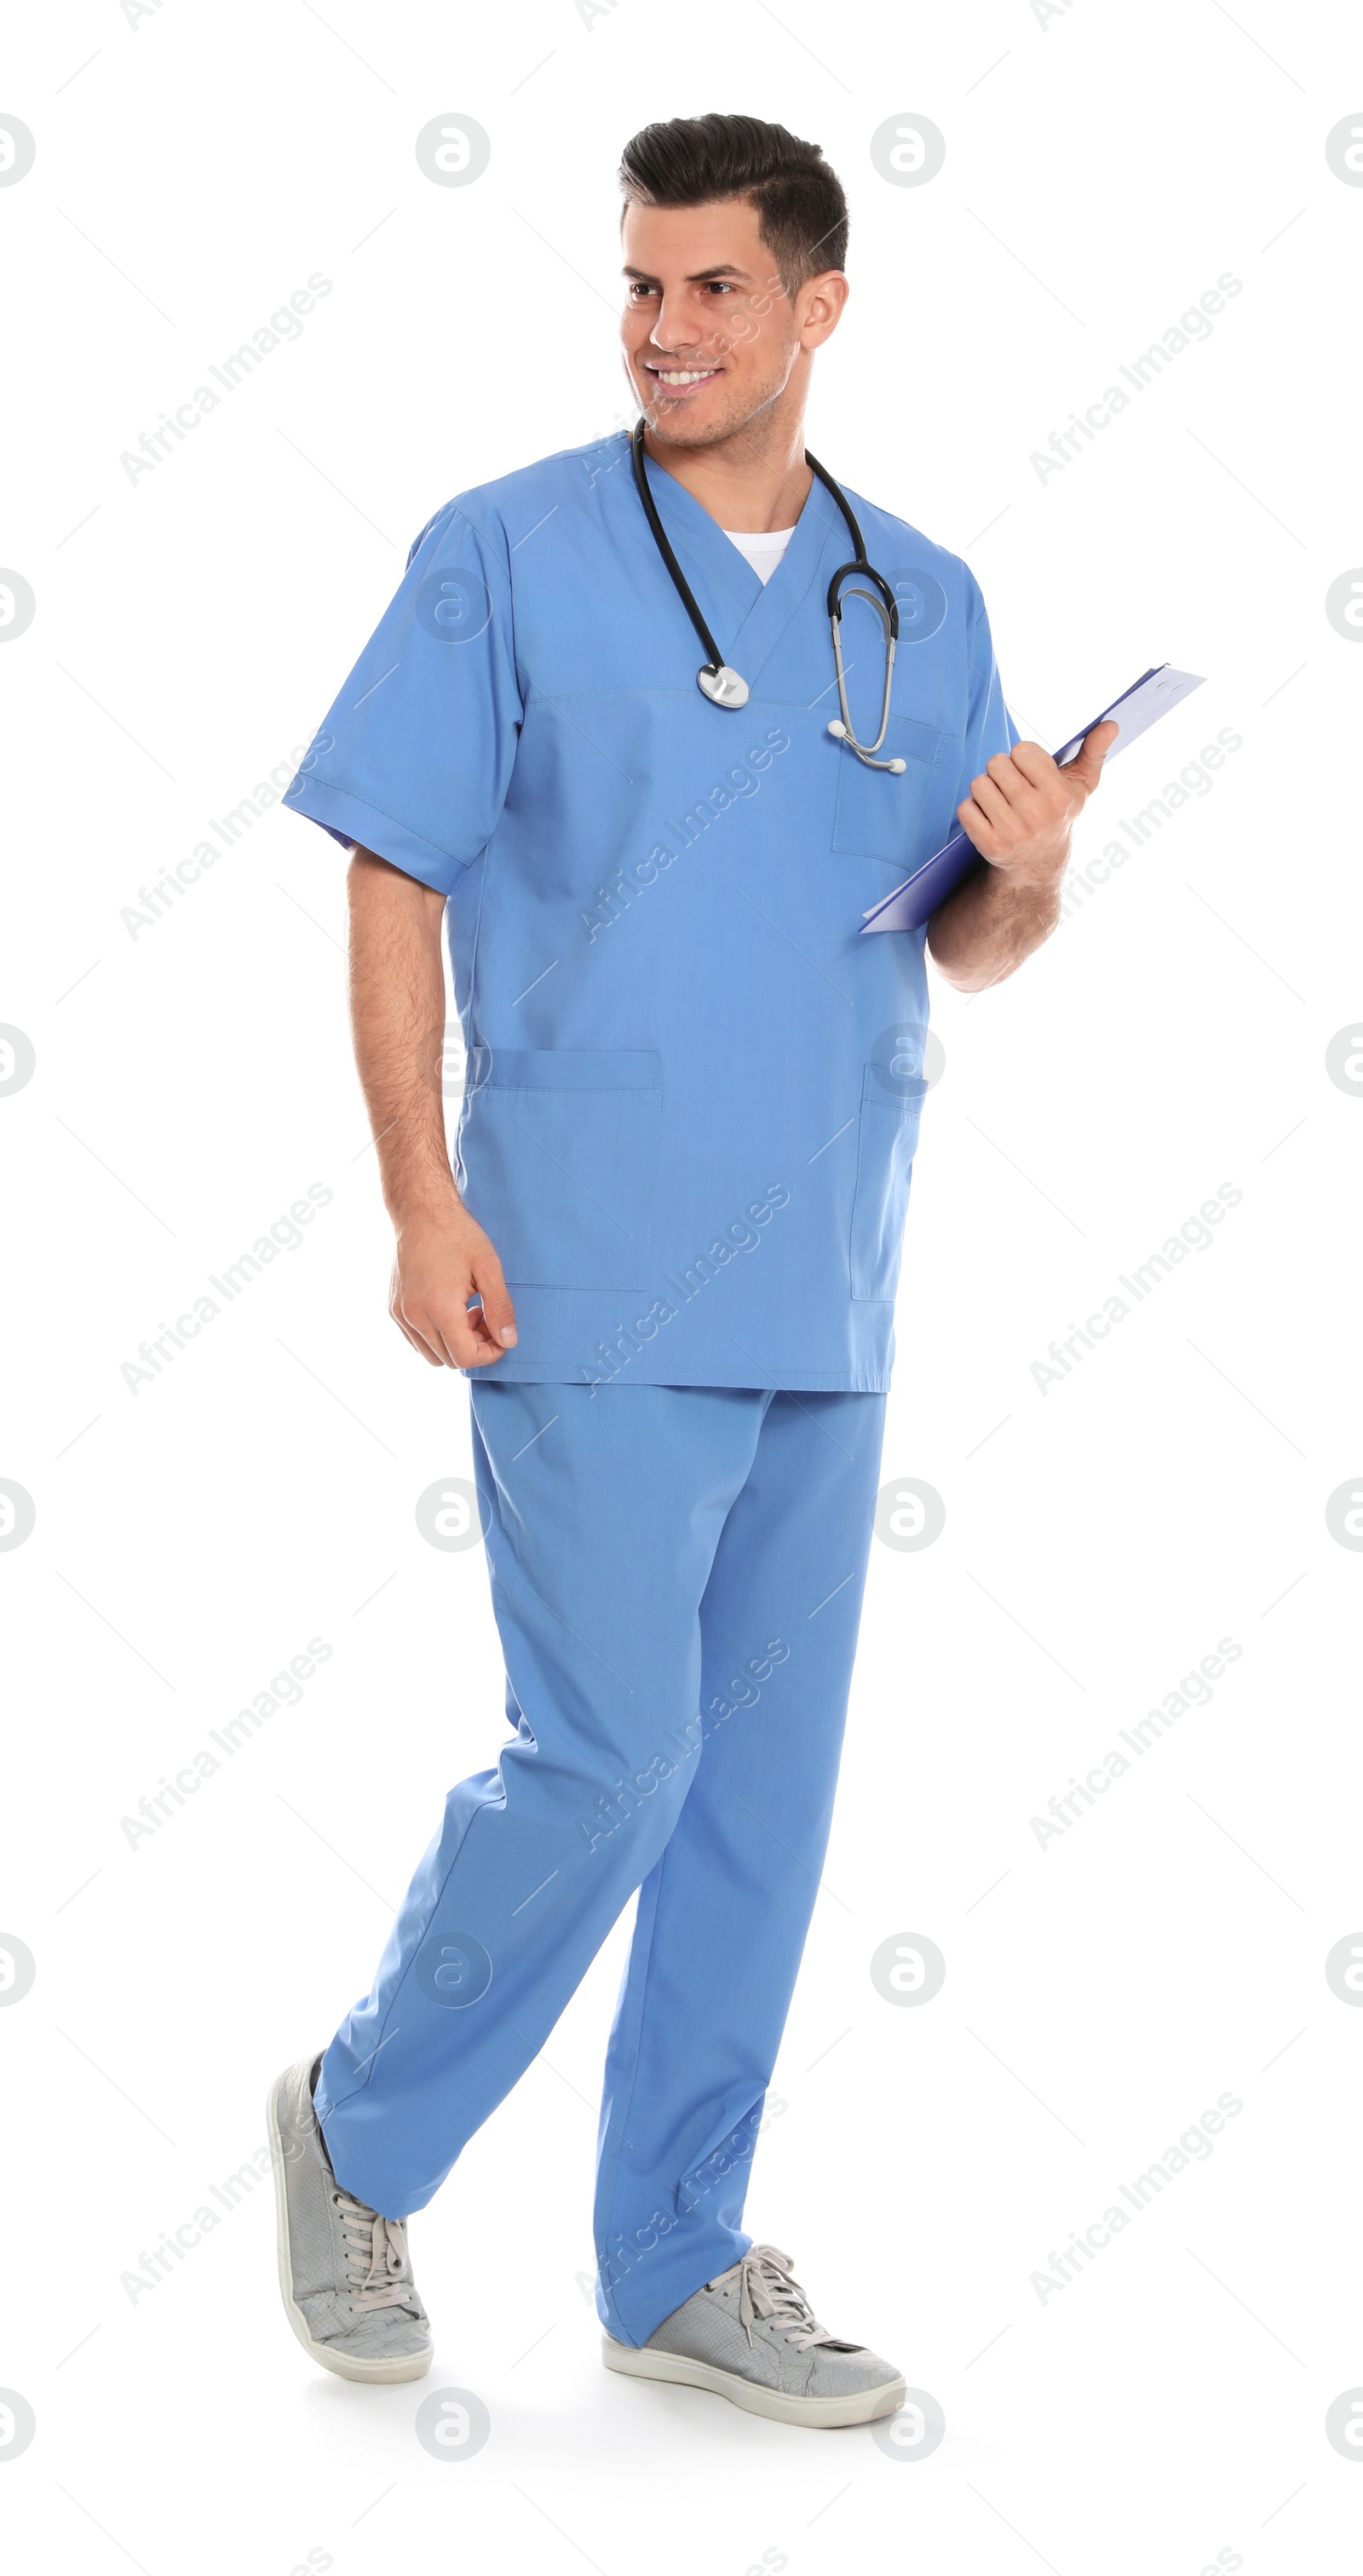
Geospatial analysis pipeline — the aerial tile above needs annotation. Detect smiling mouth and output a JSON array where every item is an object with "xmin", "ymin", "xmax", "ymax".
[{"xmin": 643, "ymin": 365, "xmax": 722, "ymax": 388}]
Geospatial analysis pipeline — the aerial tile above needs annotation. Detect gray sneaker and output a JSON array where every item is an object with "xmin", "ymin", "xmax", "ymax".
[
  {"xmin": 267, "ymin": 2056, "xmax": 432, "ymax": 2383},
  {"xmin": 602, "ymin": 2242, "xmax": 905, "ymax": 2428}
]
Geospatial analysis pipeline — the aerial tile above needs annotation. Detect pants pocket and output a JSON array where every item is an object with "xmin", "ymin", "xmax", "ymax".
[
  {"xmin": 458, "ymin": 1049, "xmax": 661, "ymax": 1291},
  {"xmin": 848, "ymin": 1067, "xmax": 924, "ymax": 1302}
]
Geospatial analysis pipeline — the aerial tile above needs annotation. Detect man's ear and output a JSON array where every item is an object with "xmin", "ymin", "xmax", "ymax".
[{"xmin": 797, "ymin": 271, "xmax": 850, "ymax": 348}]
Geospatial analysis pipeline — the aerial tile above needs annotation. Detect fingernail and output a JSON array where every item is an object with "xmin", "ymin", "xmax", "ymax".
[{"xmin": 499, "ymin": 1326, "xmax": 517, "ymax": 1346}]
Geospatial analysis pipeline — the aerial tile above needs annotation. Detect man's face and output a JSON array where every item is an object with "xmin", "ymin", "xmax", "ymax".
[{"xmin": 619, "ymin": 197, "xmax": 844, "ymax": 449}]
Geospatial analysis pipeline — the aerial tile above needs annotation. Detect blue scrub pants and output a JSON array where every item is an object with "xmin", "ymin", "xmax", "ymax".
[{"xmin": 315, "ymin": 1380, "xmax": 887, "ymax": 2347}]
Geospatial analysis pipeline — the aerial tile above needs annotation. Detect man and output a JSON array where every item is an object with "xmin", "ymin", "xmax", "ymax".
[{"xmin": 269, "ymin": 112, "xmax": 1113, "ymax": 2429}]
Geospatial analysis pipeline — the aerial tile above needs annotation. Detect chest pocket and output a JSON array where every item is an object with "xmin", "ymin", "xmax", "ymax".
[{"xmin": 831, "ymin": 715, "xmax": 957, "ymax": 864}]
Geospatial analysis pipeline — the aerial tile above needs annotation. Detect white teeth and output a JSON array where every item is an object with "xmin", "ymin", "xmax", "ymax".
[{"xmin": 653, "ymin": 369, "xmax": 715, "ymax": 385}]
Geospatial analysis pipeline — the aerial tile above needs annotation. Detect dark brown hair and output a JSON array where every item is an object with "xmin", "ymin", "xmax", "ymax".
[{"xmin": 618, "ymin": 113, "xmax": 848, "ymax": 296}]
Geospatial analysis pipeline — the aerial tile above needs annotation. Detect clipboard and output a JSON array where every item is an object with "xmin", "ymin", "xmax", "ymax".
[{"xmin": 858, "ymin": 664, "xmax": 1207, "ymax": 936}]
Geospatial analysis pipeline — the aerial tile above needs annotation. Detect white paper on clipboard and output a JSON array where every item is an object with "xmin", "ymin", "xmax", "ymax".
[{"xmin": 1049, "ymin": 663, "xmax": 1207, "ymax": 769}]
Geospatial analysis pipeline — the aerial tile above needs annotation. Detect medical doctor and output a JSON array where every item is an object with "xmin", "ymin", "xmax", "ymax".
[{"xmin": 269, "ymin": 112, "xmax": 1114, "ymax": 2429}]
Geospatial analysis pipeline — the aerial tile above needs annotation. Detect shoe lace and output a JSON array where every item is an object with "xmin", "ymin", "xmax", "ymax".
[
  {"xmin": 710, "ymin": 2244, "xmax": 837, "ymax": 2353},
  {"xmin": 331, "ymin": 2188, "xmax": 417, "ymax": 2312}
]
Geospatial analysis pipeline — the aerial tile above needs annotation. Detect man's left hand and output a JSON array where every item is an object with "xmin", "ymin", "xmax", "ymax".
[{"xmin": 956, "ymin": 719, "xmax": 1119, "ymax": 886}]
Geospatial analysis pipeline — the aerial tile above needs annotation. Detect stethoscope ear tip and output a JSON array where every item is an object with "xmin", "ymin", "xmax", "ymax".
[
  {"xmin": 826, "ymin": 719, "xmax": 848, "ymax": 739},
  {"xmin": 887, "ymin": 758, "xmax": 907, "ymax": 773}
]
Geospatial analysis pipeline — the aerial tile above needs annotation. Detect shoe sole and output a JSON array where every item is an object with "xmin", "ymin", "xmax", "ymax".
[
  {"xmin": 601, "ymin": 2333, "xmax": 906, "ymax": 2429},
  {"xmin": 266, "ymin": 2073, "xmax": 433, "ymax": 2386}
]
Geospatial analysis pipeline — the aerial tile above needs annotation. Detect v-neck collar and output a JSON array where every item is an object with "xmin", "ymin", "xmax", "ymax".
[{"xmin": 640, "ymin": 449, "xmax": 846, "ymax": 693}]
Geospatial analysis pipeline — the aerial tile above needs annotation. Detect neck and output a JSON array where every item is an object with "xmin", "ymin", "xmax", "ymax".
[{"xmin": 641, "ymin": 388, "xmax": 814, "ymax": 533}]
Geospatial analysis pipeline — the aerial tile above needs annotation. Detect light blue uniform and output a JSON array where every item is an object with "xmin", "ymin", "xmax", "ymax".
[
  {"xmin": 284, "ymin": 432, "xmax": 1014, "ymax": 1392},
  {"xmin": 314, "ymin": 1380, "xmax": 886, "ymax": 2341},
  {"xmin": 285, "ymin": 436, "xmax": 1010, "ymax": 2337}
]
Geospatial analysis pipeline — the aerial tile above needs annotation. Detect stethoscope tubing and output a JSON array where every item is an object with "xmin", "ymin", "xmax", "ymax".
[
  {"xmin": 630, "ymin": 420, "xmax": 903, "ymax": 767},
  {"xmin": 629, "ymin": 421, "xmax": 729, "ymax": 681}
]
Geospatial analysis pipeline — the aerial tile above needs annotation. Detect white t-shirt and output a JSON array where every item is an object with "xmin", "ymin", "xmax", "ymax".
[{"xmin": 724, "ymin": 526, "xmax": 796, "ymax": 584}]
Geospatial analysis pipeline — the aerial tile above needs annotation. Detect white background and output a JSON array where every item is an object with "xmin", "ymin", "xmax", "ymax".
[{"xmin": 2, "ymin": 2, "xmax": 1361, "ymax": 2568}]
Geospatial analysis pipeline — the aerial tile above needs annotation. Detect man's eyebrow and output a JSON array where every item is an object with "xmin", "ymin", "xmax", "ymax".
[{"xmin": 621, "ymin": 262, "xmax": 756, "ymax": 283}]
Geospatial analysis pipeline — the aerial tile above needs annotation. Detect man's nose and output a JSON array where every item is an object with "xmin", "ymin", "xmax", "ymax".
[{"xmin": 648, "ymin": 291, "xmax": 705, "ymax": 353}]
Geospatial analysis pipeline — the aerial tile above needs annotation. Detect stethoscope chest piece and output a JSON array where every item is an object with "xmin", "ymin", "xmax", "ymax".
[
  {"xmin": 697, "ymin": 663, "xmax": 750, "ymax": 709},
  {"xmin": 630, "ymin": 418, "xmax": 902, "ymax": 766}
]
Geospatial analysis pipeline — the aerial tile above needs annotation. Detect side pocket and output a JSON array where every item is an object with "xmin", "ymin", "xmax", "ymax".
[
  {"xmin": 848, "ymin": 1066, "xmax": 924, "ymax": 1302},
  {"xmin": 457, "ymin": 1049, "xmax": 661, "ymax": 1291}
]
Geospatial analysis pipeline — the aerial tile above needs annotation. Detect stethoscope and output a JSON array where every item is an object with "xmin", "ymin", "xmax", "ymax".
[{"xmin": 630, "ymin": 418, "xmax": 906, "ymax": 774}]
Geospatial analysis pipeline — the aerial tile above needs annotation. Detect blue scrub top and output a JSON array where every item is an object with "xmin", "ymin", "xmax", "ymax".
[{"xmin": 283, "ymin": 431, "xmax": 1015, "ymax": 1391}]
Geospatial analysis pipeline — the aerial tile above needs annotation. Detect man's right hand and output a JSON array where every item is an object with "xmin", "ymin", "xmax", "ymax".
[{"xmin": 389, "ymin": 1199, "xmax": 518, "ymax": 1369}]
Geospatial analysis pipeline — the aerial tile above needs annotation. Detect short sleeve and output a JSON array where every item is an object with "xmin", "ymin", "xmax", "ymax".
[
  {"xmin": 281, "ymin": 503, "xmax": 524, "ymax": 896},
  {"xmin": 954, "ymin": 567, "xmax": 1018, "ymax": 803}
]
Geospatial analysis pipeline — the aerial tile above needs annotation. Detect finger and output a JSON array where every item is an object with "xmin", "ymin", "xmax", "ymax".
[
  {"xmin": 965, "ymin": 771, "xmax": 1015, "ymax": 831},
  {"xmin": 461, "ymin": 1331, "xmax": 510, "ymax": 1369},
  {"xmin": 469, "ymin": 1247, "xmax": 518, "ymax": 1350},
  {"xmin": 982, "ymin": 751, "xmax": 1034, "ymax": 812},
  {"xmin": 457, "ymin": 1299, "xmax": 520, "ymax": 1367},
  {"xmin": 395, "ymin": 1290, "xmax": 481, "ymax": 1368},
  {"xmin": 440, "ymin": 1303, "xmax": 500, "ymax": 1367},
  {"xmin": 1061, "ymin": 719, "xmax": 1119, "ymax": 795},
  {"xmin": 392, "ymin": 1308, "xmax": 447, "ymax": 1366},
  {"xmin": 1005, "ymin": 739, "xmax": 1059, "ymax": 791},
  {"xmin": 956, "ymin": 794, "xmax": 1002, "ymax": 857},
  {"xmin": 389, "ymin": 1257, "xmax": 453, "ymax": 1366},
  {"xmin": 432, "ymin": 1316, "xmax": 473, "ymax": 1368}
]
